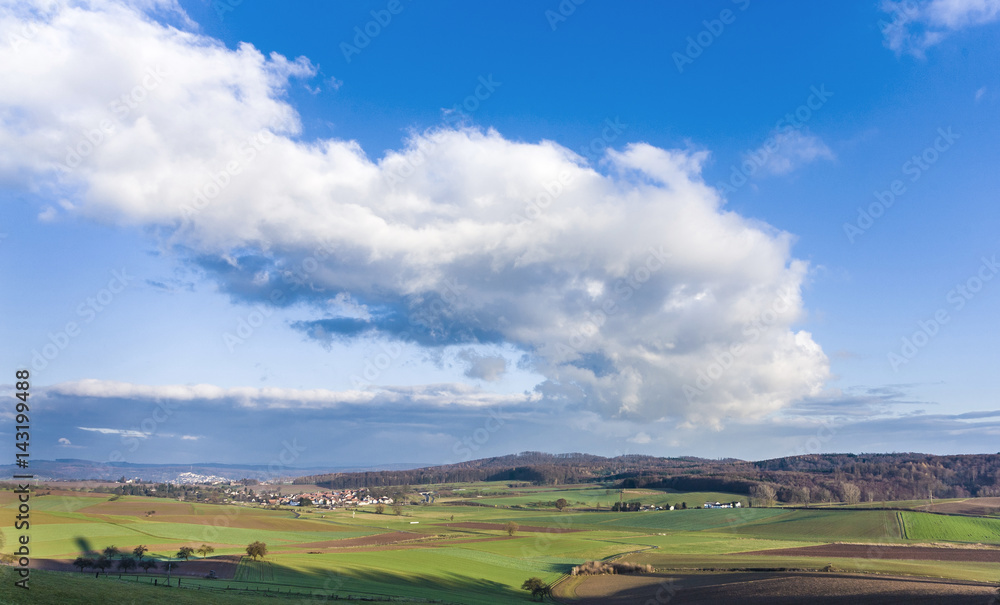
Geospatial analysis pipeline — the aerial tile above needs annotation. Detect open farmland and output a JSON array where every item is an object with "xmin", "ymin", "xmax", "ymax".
[
  {"xmin": 559, "ymin": 571, "xmax": 999, "ymax": 604},
  {"xmin": 3, "ymin": 484, "xmax": 999, "ymax": 604}
]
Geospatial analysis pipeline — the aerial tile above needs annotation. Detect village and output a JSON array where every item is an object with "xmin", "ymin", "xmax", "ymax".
[{"xmin": 204, "ymin": 486, "xmax": 398, "ymax": 509}]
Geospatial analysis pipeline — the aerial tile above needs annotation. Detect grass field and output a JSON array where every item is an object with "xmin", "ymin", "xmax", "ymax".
[
  {"xmin": 899, "ymin": 510, "xmax": 1000, "ymax": 543},
  {"xmin": 449, "ymin": 487, "xmax": 747, "ymax": 509},
  {"xmin": 2, "ymin": 483, "xmax": 999, "ymax": 604},
  {"xmin": 718, "ymin": 509, "xmax": 904, "ymax": 541}
]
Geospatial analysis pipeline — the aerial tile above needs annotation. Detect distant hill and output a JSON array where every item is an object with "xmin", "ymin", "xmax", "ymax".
[
  {"xmin": 293, "ymin": 451, "xmax": 749, "ymax": 488},
  {"xmin": 293, "ymin": 451, "xmax": 1000, "ymax": 504},
  {"xmin": 0, "ymin": 459, "xmax": 428, "ymax": 483}
]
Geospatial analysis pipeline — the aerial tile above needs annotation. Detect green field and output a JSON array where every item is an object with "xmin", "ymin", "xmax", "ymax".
[
  {"xmin": 719, "ymin": 509, "xmax": 904, "ymax": 541},
  {"xmin": 899, "ymin": 510, "xmax": 1000, "ymax": 542},
  {"xmin": 2, "ymin": 484, "xmax": 999, "ymax": 604},
  {"xmin": 451, "ymin": 487, "xmax": 746, "ymax": 509}
]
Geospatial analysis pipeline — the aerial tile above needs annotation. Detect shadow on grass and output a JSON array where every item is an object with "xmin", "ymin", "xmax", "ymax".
[
  {"xmin": 259, "ymin": 561, "xmax": 528, "ymax": 603},
  {"xmin": 71, "ymin": 558, "xmax": 538, "ymax": 604}
]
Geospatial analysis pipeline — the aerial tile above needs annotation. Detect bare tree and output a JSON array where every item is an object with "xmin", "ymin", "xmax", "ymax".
[
  {"xmin": 840, "ymin": 482, "xmax": 861, "ymax": 505},
  {"xmin": 750, "ymin": 484, "xmax": 777, "ymax": 507}
]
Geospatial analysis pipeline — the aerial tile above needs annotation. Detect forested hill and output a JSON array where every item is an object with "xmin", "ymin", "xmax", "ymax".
[
  {"xmin": 294, "ymin": 451, "xmax": 720, "ymax": 488},
  {"xmin": 295, "ymin": 451, "xmax": 1000, "ymax": 503}
]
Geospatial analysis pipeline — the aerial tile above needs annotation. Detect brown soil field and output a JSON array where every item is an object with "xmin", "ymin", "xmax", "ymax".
[
  {"xmin": 0, "ymin": 490, "xmax": 106, "ymax": 505},
  {"xmin": 34, "ymin": 554, "xmax": 240, "ymax": 579},
  {"xmin": 917, "ymin": 497, "xmax": 1000, "ymax": 516},
  {"xmin": 167, "ymin": 554, "xmax": 240, "ymax": 579},
  {"xmin": 38, "ymin": 481, "xmax": 119, "ymax": 489},
  {"xmin": 562, "ymin": 571, "xmax": 998, "ymax": 604},
  {"xmin": 118, "ymin": 542, "xmax": 234, "ymax": 555},
  {"xmin": 742, "ymin": 543, "xmax": 1000, "ymax": 562},
  {"xmin": 78, "ymin": 500, "xmax": 196, "ymax": 516},
  {"xmin": 145, "ymin": 512, "xmax": 337, "ymax": 532},
  {"xmin": 289, "ymin": 531, "xmax": 423, "ymax": 549},
  {"xmin": 437, "ymin": 522, "xmax": 580, "ymax": 533},
  {"xmin": 29, "ymin": 511, "xmax": 97, "ymax": 525},
  {"xmin": 284, "ymin": 534, "xmax": 522, "ymax": 554}
]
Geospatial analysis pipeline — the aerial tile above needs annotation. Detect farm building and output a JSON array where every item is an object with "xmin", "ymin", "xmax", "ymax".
[{"xmin": 703, "ymin": 501, "xmax": 742, "ymax": 509}]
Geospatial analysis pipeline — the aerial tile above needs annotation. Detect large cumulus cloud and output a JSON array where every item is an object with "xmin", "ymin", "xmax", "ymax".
[{"xmin": 0, "ymin": 0, "xmax": 829, "ymax": 425}]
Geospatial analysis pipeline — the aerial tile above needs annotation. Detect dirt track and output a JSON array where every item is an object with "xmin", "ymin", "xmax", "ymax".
[
  {"xmin": 437, "ymin": 522, "xmax": 580, "ymax": 533},
  {"xmin": 741, "ymin": 543, "xmax": 1000, "ymax": 562},
  {"xmin": 563, "ymin": 571, "xmax": 998, "ymax": 604}
]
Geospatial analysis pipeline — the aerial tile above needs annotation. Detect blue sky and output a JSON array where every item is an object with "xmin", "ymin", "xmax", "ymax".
[{"xmin": 1, "ymin": 0, "xmax": 999, "ymax": 469}]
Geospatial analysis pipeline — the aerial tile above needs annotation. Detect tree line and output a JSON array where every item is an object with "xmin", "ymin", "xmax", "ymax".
[{"xmin": 293, "ymin": 451, "xmax": 1000, "ymax": 503}]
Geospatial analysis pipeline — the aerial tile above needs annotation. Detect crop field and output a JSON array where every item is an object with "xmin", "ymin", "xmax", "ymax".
[
  {"xmin": 719, "ymin": 508, "xmax": 903, "ymax": 541},
  {"xmin": 233, "ymin": 558, "xmax": 275, "ymax": 582},
  {"xmin": 899, "ymin": 510, "xmax": 1000, "ymax": 543},
  {"xmin": 3, "ymin": 484, "xmax": 999, "ymax": 604}
]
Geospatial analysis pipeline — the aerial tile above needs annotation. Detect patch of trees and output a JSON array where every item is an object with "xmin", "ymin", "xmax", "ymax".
[
  {"xmin": 610, "ymin": 501, "xmax": 642, "ymax": 511},
  {"xmin": 750, "ymin": 484, "xmax": 777, "ymax": 507},
  {"xmin": 570, "ymin": 560, "xmax": 653, "ymax": 575},
  {"xmin": 72, "ymin": 543, "xmax": 157, "ymax": 576},
  {"xmin": 521, "ymin": 577, "xmax": 550, "ymax": 601}
]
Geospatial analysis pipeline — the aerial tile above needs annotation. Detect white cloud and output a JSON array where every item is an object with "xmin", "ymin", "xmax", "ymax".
[
  {"xmin": 745, "ymin": 130, "xmax": 835, "ymax": 176},
  {"xmin": 628, "ymin": 432, "xmax": 652, "ymax": 444},
  {"xmin": 58, "ymin": 437, "xmax": 72, "ymax": 445},
  {"xmin": 2, "ymin": 0, "xmax": 830, "ymax": 425},
  {"xmin": 881, "ymin": 0, "xmax": 1000, "ymax": 56},
  {"xmin": 47, "ymin": 379, "xmax": 535, "ymax": 409},
  {"xmin": 77, "ymin": 426, "xmax": 149, "ymax": 439}
]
